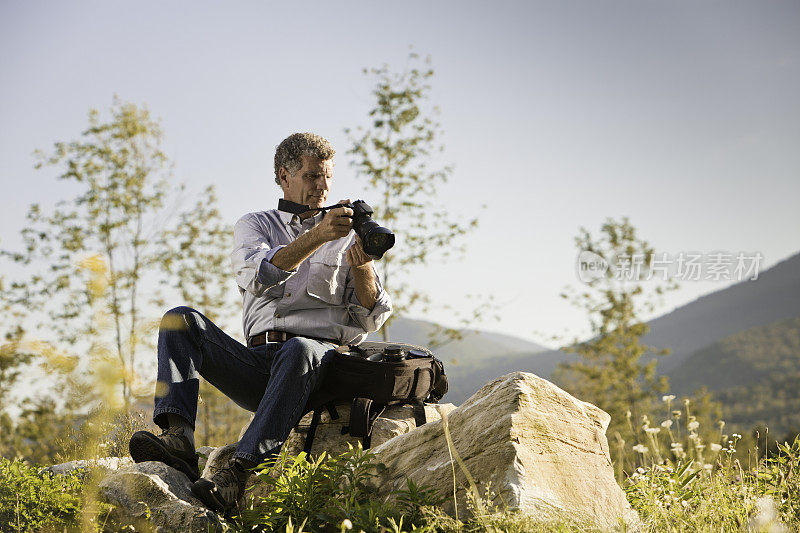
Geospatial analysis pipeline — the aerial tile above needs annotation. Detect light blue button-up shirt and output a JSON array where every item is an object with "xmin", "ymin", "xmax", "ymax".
[{"xmin": 230, "ymin": 209, "xmax": 392, "ymax": 345}]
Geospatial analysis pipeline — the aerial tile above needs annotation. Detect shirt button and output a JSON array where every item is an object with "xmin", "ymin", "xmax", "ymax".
[
  {"xmin": 285, "ymin": 292, "xmax": 291, "ymax": 298},
  {"xmin": 275, "ymin": 313, "xmax": 281, "ymax": 318}
]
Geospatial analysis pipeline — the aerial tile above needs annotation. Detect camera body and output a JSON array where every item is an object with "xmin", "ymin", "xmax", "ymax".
[{"xmin": 345, "ymin": 200, "xmax": 395, "ymax": 260}]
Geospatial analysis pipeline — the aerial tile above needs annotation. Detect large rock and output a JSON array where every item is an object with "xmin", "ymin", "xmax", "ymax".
[
  {"xmin": 99, "ymin": 462, "xmax": 223, "ymax": 532},
  {"xmin": 44, "ymin": 456, "xmax": 133, "ymax": 477},
  {"xmin": 369, "ymin": 372, "xmax": 640, "ymax": 530}
]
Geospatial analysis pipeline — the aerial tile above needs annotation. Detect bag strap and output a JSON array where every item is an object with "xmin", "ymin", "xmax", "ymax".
[
  {"xmin": 302, "ymin": 401, "xmax": 339, "ymax": 454},
  {"xmin": 348, "ymin": 397, "xmax": 386, "ymax": 449},
  {"xmin": 303, "ymin": 408, "xmax": 322, "ymax": 454},
  {"xmin": 412, "ymin": 399, "xmax": 427, "ymax": 427}
]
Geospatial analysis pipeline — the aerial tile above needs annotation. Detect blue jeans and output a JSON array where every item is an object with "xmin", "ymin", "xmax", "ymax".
[{"xmin": 152, "ymin": 306, "xmax": 336, "ymax": 464}]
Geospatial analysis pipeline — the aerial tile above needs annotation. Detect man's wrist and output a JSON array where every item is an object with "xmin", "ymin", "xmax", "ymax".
[
  {"xmin": 351, "ymin": 262, "xmax": 373, "ymax": 273},
  {"xmin": 305, "ymin": 225, "xmax": 328, "ymax": 247}
]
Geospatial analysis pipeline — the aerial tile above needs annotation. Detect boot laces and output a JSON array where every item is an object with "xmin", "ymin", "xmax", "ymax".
[{"xmin": 159, "ymin": 426, "xmax": 189, "ymax": 450}]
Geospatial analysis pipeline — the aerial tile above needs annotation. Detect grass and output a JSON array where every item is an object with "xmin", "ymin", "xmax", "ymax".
[{"xmin": 2, "ymin": 411, "xmax": 799, "ymax": 532}]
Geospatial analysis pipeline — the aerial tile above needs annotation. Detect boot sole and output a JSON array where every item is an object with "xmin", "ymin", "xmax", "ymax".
[
  {"xmin": 191, "ymin": 478, "xmax": 229, "ymax": 514},
  {"xmin": 129, "ymin": 431, "xmax": 201, "ymax": 482}
]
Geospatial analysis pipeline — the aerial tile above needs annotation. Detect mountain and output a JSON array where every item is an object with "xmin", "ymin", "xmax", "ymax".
[
  {"xmin": 667, "ymin": 316, "xmax": 800, "ymax": 436},
  {"xmin": 668, "ymin": 316, "xmax": 800, "ymax": 395},
  {"xmin": 426, "ymin": 251, "xmax": 800, "ymax": 406},
  {"xmin": 640, "ymin": 251, "xmax": 800, "ymax": 373}
]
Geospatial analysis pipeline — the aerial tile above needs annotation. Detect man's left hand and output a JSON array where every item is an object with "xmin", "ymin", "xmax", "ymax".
[{"xmin": 346, "ymin": 236, "xmax": 373, "ymax": 269}]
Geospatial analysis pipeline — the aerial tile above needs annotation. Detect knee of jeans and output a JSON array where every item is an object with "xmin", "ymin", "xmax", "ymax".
[
  {"xmin": 160, "ymin": 306, "xmax": 196, "ymax": 332},
  {"xmin": 281, "ymin": 337, "xmax": 324, "ymax": 373}
]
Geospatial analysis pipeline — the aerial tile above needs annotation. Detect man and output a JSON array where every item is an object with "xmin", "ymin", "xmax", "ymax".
[{"xmin": 129, "ymin": 132, "xmax": 392, "ymax": 513}]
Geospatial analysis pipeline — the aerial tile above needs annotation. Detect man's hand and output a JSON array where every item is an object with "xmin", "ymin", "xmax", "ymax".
[
  {"xmin": 346, "ymin": 235, "xmax": 373, "ymax": 268},
  {"xmin": 348, "ymin": 236, "xmax": 378, "ymax": 310},
  {"xmin": 270, "ymin": 200, "xmax": 353, "ymax": 272},
  {"xmin": 311, "ymin": 200, "xmax": 353, "ymax": 244}
]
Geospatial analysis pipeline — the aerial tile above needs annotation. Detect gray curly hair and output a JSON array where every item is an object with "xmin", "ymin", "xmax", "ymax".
[{"xmin": 274, "ymin": 132, "xmax": 335, "ymax": 186}]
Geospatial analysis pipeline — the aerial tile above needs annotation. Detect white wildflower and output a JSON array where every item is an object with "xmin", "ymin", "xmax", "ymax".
[
  {"xmin": 645, "ymin": 427, "xmax": 661, "ymax": 435},
  {"xmin": 633, "ymin": 444, "xmax": 649, "ymax": 454},
  {"xmin": 688, "ymin": 420, "xmax": 700, "ymax": 431},
  {"xmin": 662, "ymin": 394, "xmax": 675, "ymax": 403},
  {"xmin": 661, "ymin": 420, "xmax": 673, "ymax": 429},
  {"xmin": 710, "ymin": 443, "xmax": 722, "ymax": 452},
  {"xmin": 341, "ymin": 519, "xmax": 353, "ymax": 530},
  {"xmin": 748, "ymin": 496, "xmax": 787, "ymax": 533}
]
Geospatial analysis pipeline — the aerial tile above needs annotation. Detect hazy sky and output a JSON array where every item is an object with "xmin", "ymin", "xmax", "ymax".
[{"xmin": 1, "ymin": 1, "xmax": 798, "ymax": 346}]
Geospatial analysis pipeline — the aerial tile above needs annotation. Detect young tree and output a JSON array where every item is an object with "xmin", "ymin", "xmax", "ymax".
[
  {"xmin": 3, "ymin": 98, "xmax": 174, "ymax": 408},
  {"xmin": 346, "ymin": 52, "xmax": 482, "ymax": 342},
  {"xmin": 553, "ymin": 217, "xmax": 677, "ymax": 462}
]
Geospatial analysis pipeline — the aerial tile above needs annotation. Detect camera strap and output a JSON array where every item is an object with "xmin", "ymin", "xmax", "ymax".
[
  {"xmin": 277, "ymin": 198, "xmax": 351, "ymax": 216},
  {"xmin": 277, "ymin": 198, "xmax": 313, "ymax": 215}
]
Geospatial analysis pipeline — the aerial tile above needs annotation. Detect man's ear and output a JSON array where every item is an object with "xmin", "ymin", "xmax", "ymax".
[{"xmin": 278, "ymin": 167, "xmax": 289, "ymax": 188}]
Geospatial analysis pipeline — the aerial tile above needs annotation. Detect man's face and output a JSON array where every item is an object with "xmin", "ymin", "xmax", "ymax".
[{"xmin": 279, "ymin": 155, "xmax": 333, "ymax": 209}]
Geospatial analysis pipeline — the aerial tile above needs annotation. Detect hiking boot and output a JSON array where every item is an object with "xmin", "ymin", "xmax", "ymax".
[
  {"xmin": 129, "ymin": 426, "xmax": 200, "ymax": 481},
  {"xmin": 191, "ymin": 458, "xmax": 252, "ymax": 514}
]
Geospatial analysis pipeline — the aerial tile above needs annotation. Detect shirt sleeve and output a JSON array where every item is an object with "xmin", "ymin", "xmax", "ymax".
[
  {"xmin": 231, "ymin": 214, "xmax": 296, "ymax": 297},
  {"xmin": 345, "ymin": 264, "xmax": 393, "ymax": 333}
]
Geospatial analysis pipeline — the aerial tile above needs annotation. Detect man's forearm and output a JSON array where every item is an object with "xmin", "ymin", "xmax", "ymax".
[
  {"xmin": 270, "ymin": 228, "xmax": 325, "ymax": 272},
  {"xmin": 352, "ymin": 264, "xmax": 378, "ymax": 310}
]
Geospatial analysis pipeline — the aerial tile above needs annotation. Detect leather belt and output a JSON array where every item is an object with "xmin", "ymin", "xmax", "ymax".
[{"xmin": 248, "ymin": 331, "xmax": 339, "ymax": 348}]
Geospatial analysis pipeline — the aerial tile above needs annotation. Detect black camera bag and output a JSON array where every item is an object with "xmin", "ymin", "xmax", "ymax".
[{"xmin": 300, "ymin": 341, "xmax": 448, "ymax": 452}]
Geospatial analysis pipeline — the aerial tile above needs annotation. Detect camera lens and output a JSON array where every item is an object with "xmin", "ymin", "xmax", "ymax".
[
  {"xmin": 362, "ymin": 227, "xmax": 395, "ymax": 259},
  {"xmin": 382, "ymin": 345, "xmax": 406, "ymax": 362}
]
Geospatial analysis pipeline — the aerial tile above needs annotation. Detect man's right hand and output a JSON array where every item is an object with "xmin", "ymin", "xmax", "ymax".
[
  {"xmin": 311, "ymin": 201, "xmax": 353, "ymax": 243},
  {"xmin": 270, "ymin": 200, "xmax": 353, "ymax": 273}
]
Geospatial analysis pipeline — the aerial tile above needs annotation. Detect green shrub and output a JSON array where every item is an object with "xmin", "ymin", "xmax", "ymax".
[
  {"xmin": 236, "ymin": 443, "xmax": 425, "ymax": 532},
  {"xmin": 230, "ymin": 443, "xmax": 593, "ymax": 533},
  {"xmin": 624, "ymin": 429, "xmax": 800, "ymax": 531},
  {"xmin": 757, "ymin": 434, "xmax": 800, "ymax": 524},
  {"xmin": 0, "ymin": 457, "xmax": 84, "ymax": 531}
]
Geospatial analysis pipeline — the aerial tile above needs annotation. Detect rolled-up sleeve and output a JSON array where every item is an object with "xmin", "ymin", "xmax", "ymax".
[
  {"xmin": 345, "ymin": 265, "xmax": 393, "ymax": 333},
  {"xmin": 231, "ymin": 214, "xmax": 295, "ymax": 296}
]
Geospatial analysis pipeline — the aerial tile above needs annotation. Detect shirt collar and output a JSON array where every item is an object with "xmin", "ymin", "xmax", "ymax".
[
  {"xmin": 276, "ymin": 209, "xmax": 323, "ymax": 227},
  {"xmin": 277, "ymin": 210, "xmax": 295, "ymax": 225}
]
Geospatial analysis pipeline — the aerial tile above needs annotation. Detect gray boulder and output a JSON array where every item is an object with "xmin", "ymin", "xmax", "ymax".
[
  {"xmin": 369, "ymin": 372, "xmax": 641, "ymax": 530},
  {"xmin": 44, "ymin": 456, "xmax": 133, "ymax": 477},
  {"xmin": 99, "ymin": 461, "xmax": 223, "ymax": 532}
]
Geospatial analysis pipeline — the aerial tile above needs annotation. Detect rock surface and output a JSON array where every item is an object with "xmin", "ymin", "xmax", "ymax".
[
  {"xmin": 99, "ymin": 461, "xmax": 223, "ymax": 532},
  {"xmin": 369, "ymin": 372, "xmax": 641, "ymax": 530},
  {"xmin": 44, "ymin": 456, "xmax": 133, "ymax": 476}
]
